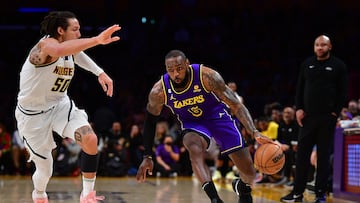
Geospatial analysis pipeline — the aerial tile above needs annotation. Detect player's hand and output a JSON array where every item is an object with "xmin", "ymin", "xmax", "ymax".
[
  {"xmin": 136, "ymin": 157, "xmax": 154, "ymax": 182},
  {"xmin": 98, "ymin": 72, "xmax": 113, "ymax": 97},
  {"xmin": 254, "ymin": 131, "xmax": 274, "ymax": 145},
  {"xmin": 96, "ymin": 24, "xmax": 121, "ymax": 45}
]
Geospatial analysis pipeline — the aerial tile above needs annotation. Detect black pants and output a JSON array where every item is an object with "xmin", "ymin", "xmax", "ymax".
[
  {"xmin": 293, "ymin": 114, "xmax": 336, "ymax": 196},
  {"xmin": 283, "ymin": 149, "xmax": 295, "ymax": 179}
]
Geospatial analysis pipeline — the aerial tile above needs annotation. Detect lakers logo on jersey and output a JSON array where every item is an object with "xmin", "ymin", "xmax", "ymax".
[
  {"xmin": 173, "ymin": 95, "xmax": 205, "ymax": 109},
  {"xmin": 188, "ymin": 106, "xmax": 203, "ymax": 117}
]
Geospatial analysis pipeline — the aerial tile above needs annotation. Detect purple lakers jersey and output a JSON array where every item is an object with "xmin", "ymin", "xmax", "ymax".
[
  {"xmin": 162, "ymin": 64, "xmax": 230, "ymax": 122},
  {"xmin": 162, "ymin": 64, "xmax": 245, "ymax": 154}
]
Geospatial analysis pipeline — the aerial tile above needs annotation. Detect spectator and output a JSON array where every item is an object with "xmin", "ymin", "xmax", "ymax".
[
  {"xmin": 154, "ymin": 120, "xmax": 171, "ymax": 147},
  {"xmin": 155, "ymin": 135, "xmax": 180, "ymax": 177},
  {"xmin": 257, "ymin": 116, "xmax": 279, "ymax": 140},
  {"xmin": 53, "ymin": 135, "xmax": 81, "ymax": 176},
  {"xmin": 347, "ymin": 99, "xmax": 359, "ymax": 119},
  {"xmin": 102, "ymin": 137, "xmax": 130, "ymax": 177},
  {"xmin": 227, "ymin": 81, "xmax": 244, "ymax": 104},
  {"xmin": 108, "ymin": 121, "xmax": 126, "ymax": 141},
  {"xmin": 12, "ymin": 127, "xmax": 34, "ymax": 175},
  {"xmin": 0, "ymin": 122, "xmax": 12, "ymax": 174},
  {"xmin": 275, "ymin": 106, "xmax": 299, "ymax": 186},
  {"xmin": 128, "ymin": 124, "xmax": 144, "ymax": 171}
]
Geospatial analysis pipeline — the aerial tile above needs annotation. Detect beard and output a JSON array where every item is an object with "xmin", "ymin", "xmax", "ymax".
[
  {"xmin": 171, "ymin": 70, "xmax": 190, "ymax": 89},
  {"xmin": 316, "ymin": 50, "xmax": 330, "ymax": 59}
]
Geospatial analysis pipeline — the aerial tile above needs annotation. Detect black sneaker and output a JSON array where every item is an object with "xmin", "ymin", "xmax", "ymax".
[
  {"xmin": 314, "ymin": 197, "xmax": 326, "ymax": 203},
  {"xmin": 280, "ymin": 192, "xmax": 303, "ymax": 202},
  {"xmin": 211, "ymin": 198, "xmax": 224, "ymax": 203},
  {"xmin": 305, "ymin": 181, "xmax": 315, "ymax": 194},
  {"xmin": 314, "ymin": 193, "xmax": 326, "ymax": 203},
  {"xmin": 232, "ymin": 178, "xmax": 253, "ymax": 203}
]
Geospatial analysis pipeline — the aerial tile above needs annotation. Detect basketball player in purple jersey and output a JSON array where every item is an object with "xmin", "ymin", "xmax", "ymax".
[{"xmin": 136, "ymin": 50, "xmax": 273, "ymax": 203}]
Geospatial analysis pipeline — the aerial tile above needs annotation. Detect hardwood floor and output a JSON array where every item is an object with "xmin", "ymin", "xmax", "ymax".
[{"xmin": 0, "ymin": 175, "xmax": 358, "ymax": 203}]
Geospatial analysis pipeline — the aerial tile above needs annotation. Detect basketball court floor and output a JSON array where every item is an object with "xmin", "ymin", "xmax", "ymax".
[{"xmin": 0, "ymin": 175, "xmax": 358, "ymax": 203}]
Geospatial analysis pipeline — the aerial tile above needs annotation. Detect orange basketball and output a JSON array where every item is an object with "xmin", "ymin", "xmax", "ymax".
[{"xmin": 254, "ymin": 143, "xmax": 285, "ymax": 175}]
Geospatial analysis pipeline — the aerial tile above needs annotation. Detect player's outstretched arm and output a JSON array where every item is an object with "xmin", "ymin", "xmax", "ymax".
[
  {"xmin": 39, "ymin": 24, "xmax": 121, "ymax": 58},
  {"xmin": 136, "ymin": 80, "xmax": 165, "ymax": 182}
]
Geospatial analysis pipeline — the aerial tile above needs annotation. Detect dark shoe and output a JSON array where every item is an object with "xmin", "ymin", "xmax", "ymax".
[
  {"xmin": 314, "ymin": 197, "xmax": 326, "ymax": 203},
  {"xmin": 314, "ymin": 193, "xmax": 326, "ymax": 203},
  {"xmin": 232, "ymin": 178, "xmax": 253, "ymax": 203},
  {"xmin": 211, "ymin": 198, "xmax": 224, "ymax": 203},
  {"xmin": 280, "ymin": 192, "xmax": 303, "ymax": 202},
  {"xmin": 305, "ymin": 180, "xmax": 315, "ymax": 194}
]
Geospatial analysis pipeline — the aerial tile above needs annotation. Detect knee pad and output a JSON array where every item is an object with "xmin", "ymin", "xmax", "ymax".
[{"xmin": 80, "ymin": 151, "xmax": 99, "ymax": 172}]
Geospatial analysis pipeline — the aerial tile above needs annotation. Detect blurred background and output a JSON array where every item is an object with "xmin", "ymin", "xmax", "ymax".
[{"xmin": 0, "ymin": 0, "xmax": 359, "ymax": 132}]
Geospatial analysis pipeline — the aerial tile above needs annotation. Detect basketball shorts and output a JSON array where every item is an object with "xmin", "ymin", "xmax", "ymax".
[
  {"xmin": 182, "ymin": 117, "xmax": 246, "ymax": 155},
  {"xmin": 15, "ymin": 97, "xmax": 89, "ymax": 160}
]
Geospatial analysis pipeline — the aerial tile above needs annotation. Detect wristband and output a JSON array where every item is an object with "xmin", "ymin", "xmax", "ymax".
[
  {"xmin": 253, "ymin": 129, "xmax": 259, "ymax": 138},
  {"xmin": 143, "ymin": 155, "xmax": 153, "ymax": 160}
]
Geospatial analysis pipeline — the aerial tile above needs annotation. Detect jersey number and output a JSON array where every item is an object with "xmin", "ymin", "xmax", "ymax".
[{"xmin": 51, "ymin": 78, "xmax": 70, "ymax": 92}]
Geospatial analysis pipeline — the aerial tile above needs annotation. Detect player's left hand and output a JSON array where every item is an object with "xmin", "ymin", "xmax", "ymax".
[
  {"xmin": 98, "ymin": 72, "xmax": 113, "ymax": 97},
  {"xmin": 136, "ymin": 158, "xmax": 154, "ymax": 183}
]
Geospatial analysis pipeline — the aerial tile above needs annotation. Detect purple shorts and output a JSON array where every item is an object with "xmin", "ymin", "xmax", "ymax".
[{"xmin": 182, "ymin": 117, "xmax": 246, "ymax": 155}]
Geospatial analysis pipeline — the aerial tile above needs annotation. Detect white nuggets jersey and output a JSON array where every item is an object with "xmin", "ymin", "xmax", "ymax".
[{"xmin": 17, "ymin": 55, "xmax": 75, "ymax": 110}]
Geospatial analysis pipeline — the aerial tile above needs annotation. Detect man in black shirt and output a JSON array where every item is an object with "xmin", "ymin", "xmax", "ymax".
[{"xmin": 281, "ymin": 35, "xmax": 348, "ymax": 203}]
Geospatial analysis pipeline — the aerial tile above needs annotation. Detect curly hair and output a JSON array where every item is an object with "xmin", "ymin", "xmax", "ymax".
[{"xmin": 40, "ymin": 11, "xmax": 77, "ymax": 38}]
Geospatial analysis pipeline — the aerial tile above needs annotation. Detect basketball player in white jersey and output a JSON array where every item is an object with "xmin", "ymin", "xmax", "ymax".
[{"xmin": 15, "ymin": 11, "xmax": 120, "ymax": 203}]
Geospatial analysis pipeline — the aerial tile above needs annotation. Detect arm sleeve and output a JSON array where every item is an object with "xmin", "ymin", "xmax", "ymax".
[
  {"xmin": 143, "ymin": 111, "xmax": 160, "ymax": 156},
  {"xmin": 73, "ymin": 51, "xmax": 104, "ymax": 76}
]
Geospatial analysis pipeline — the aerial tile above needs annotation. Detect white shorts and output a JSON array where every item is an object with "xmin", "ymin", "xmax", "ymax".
[{"xmin": 15, "ymin": 97, "xmax": 89, "ymax": 160}]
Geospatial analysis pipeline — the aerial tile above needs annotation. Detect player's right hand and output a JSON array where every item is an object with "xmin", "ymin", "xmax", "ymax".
[
  {"xmin": 254, "ymin": 131, "xmax": 274, "ymax": 145},
  {"xmin": 136, "ymin": 158, "xmax": 154, "ymax": 182},
  {"xmin": 96, "ymin": 24, "xmax": 121, "ymax": 45}
]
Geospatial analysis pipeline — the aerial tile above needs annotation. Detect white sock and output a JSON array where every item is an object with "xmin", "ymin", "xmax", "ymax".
[
  {"xmin": 32, "ymin": 189, "xmax": 47, "ymax": 199},
  {"xmin": 82, "ymin": 176, "xmax": 96, "ymax": 197}
]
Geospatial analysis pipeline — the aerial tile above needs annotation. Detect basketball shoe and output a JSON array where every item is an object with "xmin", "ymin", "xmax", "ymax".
[
  {"xmin": 211, "ymin": 198, "xmax": 224, "ymax": 203},
  {"xmin": 280, "ymin": 191, "xmax": 303, "ymax": 202},
  {"xmin": 80, "ymin": 191, "xmax": 105, "ymax": 203},
  {"xmin": 232, "ymin": 178, "xmax": 253, "ymax": 203},
  {"xmin": 32, "ymin": 190, "xmax": 48, "ymax": 203}
]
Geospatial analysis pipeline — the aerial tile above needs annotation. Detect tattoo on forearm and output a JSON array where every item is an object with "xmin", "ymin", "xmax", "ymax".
[
  {"xmin": 74, "ymin": 126, "xmax": 94, "ymax": 142},
  {"xmin": 74, "ymin": 132, "xmax": 82, "ymax": 142},
  {"xmin": 236, "ymin": 107, "xmax": 256, "ymax": 134}
]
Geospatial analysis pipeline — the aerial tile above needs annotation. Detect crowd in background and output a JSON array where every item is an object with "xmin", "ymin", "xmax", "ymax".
[{"xmin": 1, "ymin": 94, "xmax": 359, "ymax": 194}]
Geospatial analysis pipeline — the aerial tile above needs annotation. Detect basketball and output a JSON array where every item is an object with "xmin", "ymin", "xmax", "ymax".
[{"xmin": 254, "ymin": 143, "xmax": 285, "ymax": 175}]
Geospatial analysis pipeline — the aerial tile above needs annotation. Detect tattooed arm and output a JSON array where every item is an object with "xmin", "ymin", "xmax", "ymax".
[
  {"xmin": 136, "ymin": 80, "xmax": 165, "ymax": 182},
  {"xmin": 201, "ymin": 65, "xmax": 272, "ymax": 144},
  {"xmin": 147, "ymin": 80, "xmax": 166, "ymax": 115}
]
